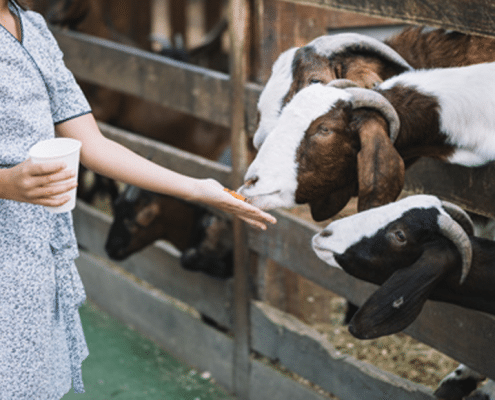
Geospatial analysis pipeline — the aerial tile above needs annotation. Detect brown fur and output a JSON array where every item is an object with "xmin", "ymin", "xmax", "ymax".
[
  {"xmin": 283, "ymin": 46, "xmax": 406, "ymax": 108},
  {"xmin": 385, "ymin": 26, "xmax": 495, "ymax": 69},
  {"xmin": 356, "ymin": 118, "xmax": 404, "ymax": 211},
  {"xmin": 284, "ymin": 27, "xmax": 495, "ymax": 108},
  {"xmin": 294, "ymin": 87, "xmax": 456, "ymax": 221}
]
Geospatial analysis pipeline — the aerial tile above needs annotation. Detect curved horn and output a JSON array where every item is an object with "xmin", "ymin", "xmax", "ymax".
[
  {"xmin": 345, "ymin": 87, "xmax": 401, "ymax": 143},
  {"xmin": 307, "ymin": 33, "xmax": 413, "ymax": 72},
  {"xmin": 437, "ymin": 213, "xmax": 473, "ymax": 284},
  {"xmin": 327, "ymin": 79, "xmax": 360, "ymax": 89},
  {"xmin": 441, "ymin": 201, "xmax": 475, "ymax": 236}
]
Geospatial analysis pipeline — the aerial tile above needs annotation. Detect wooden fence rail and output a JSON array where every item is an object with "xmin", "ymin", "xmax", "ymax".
[
  {"xmin": 52, "ymin": 0, "xmax": 495, "ymax": 398},
  {"xmin": 92, "ymin": 123, "xmax": 495, "ymax": 381}
]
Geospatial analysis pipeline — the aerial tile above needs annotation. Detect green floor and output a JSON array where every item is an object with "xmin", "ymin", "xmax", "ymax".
[{"xmin": 63, "ymin": 301, "xmax": 234, "ymax": 400}]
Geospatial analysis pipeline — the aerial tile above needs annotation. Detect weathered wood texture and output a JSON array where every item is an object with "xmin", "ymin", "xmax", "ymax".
[
  {"xmin": 51, "ymin": 27, "xmax": 261, "ymax": 133},
  {"xmin": 75, "ymin": 247, "xmax": 436, "ymax": 400},
  {"xmin": 404, "ymin": 158, "xmax": 495, "ymax": 219},
  {"xmin": 98, "ymin": 122, "xmax": 231, "ymax": 185},
  {"xmin": 253, "ymin": 0, "xmax": 395, "ymax": 83},
  {"xmin": 229, "ymin": 0, "xmax": 254, "ymax": 397},
  {"xmin": 252, "ymin": 301, "xmax": 435, "ymax": 400},
  {"xmin": 73, "ymin": 201, "xmax": 234, "ymax": 328},
  {"xmin": 282, "ymin": 0, "xmax": 495, "ymax": 37}
]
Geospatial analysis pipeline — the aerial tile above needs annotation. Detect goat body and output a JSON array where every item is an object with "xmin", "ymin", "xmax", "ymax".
[
  {"xmin": 105, "ymin": 185, "xmax": 234, "ymax": 279},
  {"xmin": 241, "ymin": 62, "xmax": 495, "ymax": 221},
  {"xmin": 312, "ymin": 195, "xmax": 495, "ymax": 339}
]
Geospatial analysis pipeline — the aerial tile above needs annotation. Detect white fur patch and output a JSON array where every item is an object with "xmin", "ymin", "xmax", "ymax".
[
  {"xmin": 240, "ymin": 84, "xmax": 352, "ymax": 210},
  {"xmin": 312, "ymin": 195, "xmax": 445, "ymax": 269},
  {"xmin": 253, "ymin": 47, "xmax": 298, "ymax": 150},
  {"xmin": 379, "ymin": 62, "xmax": 495, "ymax": 166}
]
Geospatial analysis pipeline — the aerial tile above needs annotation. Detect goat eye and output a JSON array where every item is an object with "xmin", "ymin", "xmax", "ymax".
[
  {"xmin": 318, "ymin": 125, "xmax": 330, "ymax": 135},
  {"xmin": 309, "ymin": 78, "xmax": 322, "ymax": 85},
  {"xmin": 394, "ymin": 230, "xmax": 406, "ymax": 243}
]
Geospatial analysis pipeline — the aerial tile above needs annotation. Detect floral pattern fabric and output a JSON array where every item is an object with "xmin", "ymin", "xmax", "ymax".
[{"xmin": 0, "ymin": 1, "xmax": 92, "ymax": 398}]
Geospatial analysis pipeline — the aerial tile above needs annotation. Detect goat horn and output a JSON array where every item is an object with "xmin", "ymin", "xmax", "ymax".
[
  {"xmin": 307, "ymin": 33, "xmax": 413, "ymax": 72},
  {"xmin": 327, "ymin": 79, "xmax": 360, "ymax": 89},
  {"xmin": 437, "ymin": 213, "xmax": 473, "ymax": 284},
  {"xmin": 345, "ymin": 87, "xmax": 401, "ymax": 143},
  {"xmin": 441, "ymin": 201, "xmax": 475, "ymax": 236}
]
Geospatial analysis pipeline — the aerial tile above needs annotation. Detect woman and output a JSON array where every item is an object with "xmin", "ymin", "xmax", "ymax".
[{"xmin": 0, "ymin": 0, "xmax": 276, "ymax": 397}]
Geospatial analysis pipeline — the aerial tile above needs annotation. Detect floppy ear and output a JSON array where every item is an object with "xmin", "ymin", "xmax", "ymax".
[
  {"xmin": 308, "ymin": 183, "xmax": 357, "ymax": 222},
  {"xmin": 356, "ymin": 119, "xmax": 405, "ymax": 211},
  {"xmin": 348, "ymin": 247, "xmax": 453, "ymax": 339}
]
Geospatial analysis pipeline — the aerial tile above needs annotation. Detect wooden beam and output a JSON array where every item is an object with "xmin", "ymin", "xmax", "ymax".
[
  {"xmin": 281, "ymin": 0, "xmax": 495, "ymax": 37},
  {"xmin": 229, "ymin": 0, "xmax": 254, "ymax": 397},
  {"xmin": 73, "ymin": 201, "xmax": 234, "ymax": 328},
  {"xmin": 251, "ymin": 301, "xmax": 436, "ymax": 400},
  {"xmin": 51, "ymin": 27, "xmax": 262, "ymax": 131},
  {"xmin": 404, "ymin": 158, "xmax": 495, "ymax": 218},
  {"xmin": 97, "ymin": 122, "xmax": 232, "ymax": 185}
]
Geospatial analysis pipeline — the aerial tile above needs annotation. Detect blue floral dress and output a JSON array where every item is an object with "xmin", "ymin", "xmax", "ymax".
[{"xmin": 0, "ymin": 2, "xmax": 92, "ymax": 398}]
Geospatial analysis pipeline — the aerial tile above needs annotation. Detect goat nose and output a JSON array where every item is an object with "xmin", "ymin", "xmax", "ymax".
[
  {"xmin": 244, "ymin": 176, "xmax": 259, "ymax": 188},
  {"xmin": 319, "ymin": 228, "xmax": 333, "ymax": 238}
]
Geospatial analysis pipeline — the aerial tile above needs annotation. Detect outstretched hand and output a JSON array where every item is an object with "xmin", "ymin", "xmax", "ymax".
[
  {"xmin": 0, "ymin": 159, "xmax": 77, "ymax": 207},
  {"xmin": 196, "ymin": 178, "xmax": 277, "ymax": 230}
]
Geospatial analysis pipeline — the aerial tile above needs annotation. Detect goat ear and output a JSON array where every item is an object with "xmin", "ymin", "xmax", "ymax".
[
  {"xmin": 348, "ymin": 247, "xmax": 453, "ymax": 339},
  {"xmin": 309, "ymin": 184, "xmax": 356, "ymax": 222},
  {"xmin": 356, "ymin": 118, "xmax": 405, "ymax": 211}
]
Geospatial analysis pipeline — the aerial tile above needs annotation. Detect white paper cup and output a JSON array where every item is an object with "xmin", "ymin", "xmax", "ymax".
[{"xmin": 28, "ymin": 138, "xmax": 82, "ymax": 213}]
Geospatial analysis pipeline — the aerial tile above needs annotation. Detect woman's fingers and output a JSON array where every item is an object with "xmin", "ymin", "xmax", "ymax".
[
  {"xmin": 14, "ymin": 160, "xmax": 78, "ymax": 204},
  {"xmin": 29, "ymin": 160, "xmax": 68, "ymax": 176}
]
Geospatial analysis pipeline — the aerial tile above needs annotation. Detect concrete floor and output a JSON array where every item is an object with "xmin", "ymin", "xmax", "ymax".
[{"xmin": 62, "ymin": 301, "xmax": 234, "ymax": 400}]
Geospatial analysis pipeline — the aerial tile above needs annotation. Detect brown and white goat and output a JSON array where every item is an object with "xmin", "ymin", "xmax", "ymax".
[
  {"xmin": 241, "ymin": 62, "xmax": 495, "ymax": 221},
  {"xmin": 253, "ymin": 28, "xmax": 495, "ymax": 150},
  {"xmin": 105, "ymin": 185, "xmax": 233, "ymax": 279},
  {"xmin": 312, "ymin": 195, "xmax": 495, "ymax": 339}
]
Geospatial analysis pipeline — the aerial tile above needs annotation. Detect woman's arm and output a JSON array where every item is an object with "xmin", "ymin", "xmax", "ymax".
[{"xmin": 55, "ymin": 113, "xmax": 277, "ymax": 230}]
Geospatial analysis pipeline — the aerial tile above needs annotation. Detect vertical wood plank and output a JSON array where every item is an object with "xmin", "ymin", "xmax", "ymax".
[{"xmin": 229, "ymin": 0, "xmax": 253, "ymax": 398}]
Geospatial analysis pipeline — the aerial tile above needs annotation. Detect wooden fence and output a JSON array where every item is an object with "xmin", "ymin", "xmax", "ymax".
[{"xmin": 55, "ymin": 1, "xmax": 495, "ymax": 399}]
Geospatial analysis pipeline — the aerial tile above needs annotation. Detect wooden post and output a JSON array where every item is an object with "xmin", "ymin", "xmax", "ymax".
[{"xmin": 229, "ymin": 0, "xmax": 253, "ymax": 398}]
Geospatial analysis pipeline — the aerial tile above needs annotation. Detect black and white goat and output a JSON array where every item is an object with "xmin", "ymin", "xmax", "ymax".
[
  {"xmin": 311, "ymin": 194, "xmax": 495, "ymax": 339},
  {"xmin": 240, "ymin": 62, "xmax": 495, "ymax": 221}
]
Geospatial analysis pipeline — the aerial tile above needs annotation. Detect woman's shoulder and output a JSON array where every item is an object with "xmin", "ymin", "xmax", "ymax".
[{"xmin": 24, "ymin": 9, "xmax": 51, "ymax": 32}]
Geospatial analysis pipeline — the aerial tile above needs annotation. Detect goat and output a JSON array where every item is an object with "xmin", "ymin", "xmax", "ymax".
[
  {"xmin": 105, "ymin": 184, "xmax": 233, "ymax": 280},
  {"xmin": 253, "ymin": 27, "xmax": 495, "ymax": 150},
  {"xmin": 435, "ymin": 364, "xmax": 488, "ymax": 400},
  {"xmin": 240, "ymin": 62, "xmax": 495, "ymax": 221},
  {"xmin": 311, "ymin": 194, "xmax": 495, "ymax": 339}
]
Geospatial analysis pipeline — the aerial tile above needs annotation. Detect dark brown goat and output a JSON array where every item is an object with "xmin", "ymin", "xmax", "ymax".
[{"xmin": 105, "ymin": 185, "xmax": 233, "ymax": 279}]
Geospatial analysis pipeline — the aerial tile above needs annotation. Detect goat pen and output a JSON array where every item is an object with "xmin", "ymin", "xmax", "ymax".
[{"xmin": 55, "ymin": 0, "xmax": 495, "ymax": 399}]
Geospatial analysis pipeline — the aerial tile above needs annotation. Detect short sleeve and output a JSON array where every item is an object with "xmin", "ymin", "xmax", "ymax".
[{"xmin": 26, "ymin": 10, "xmax": 92, "ymax": 124}]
